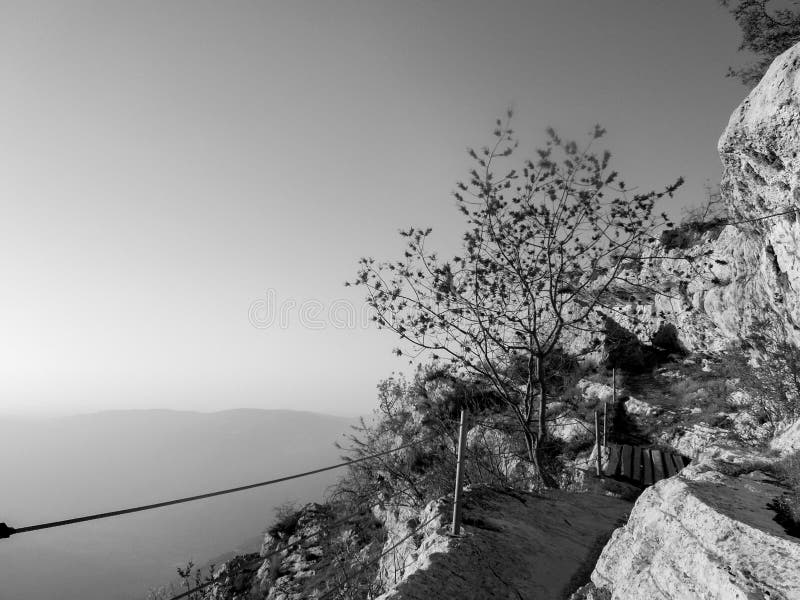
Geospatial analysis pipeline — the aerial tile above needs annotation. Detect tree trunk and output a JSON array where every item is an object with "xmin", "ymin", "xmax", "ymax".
[
  {"xmin": 523, "ymin": 428, "xmax": 536, "ymax": 464},
  {"xmin": 534, "ymin": 355, "xmax": 557, "ymax": 488}
]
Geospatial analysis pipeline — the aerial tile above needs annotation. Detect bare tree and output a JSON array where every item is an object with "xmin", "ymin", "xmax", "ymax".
[{"xmin": 351, "ymin": 114, "xmax": 682, "ymax": 485}]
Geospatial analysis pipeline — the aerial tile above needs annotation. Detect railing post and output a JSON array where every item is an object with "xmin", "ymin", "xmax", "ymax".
[
  {"xmin": 595, "ymin": 410, "xmax": 602, "ymax": 477},
  {"xmin": 451, "ymin": 408, "xmax": 468, "ymax": 536},
  {"xmin": 608, "ymin": 366, "xmax": 616, "ymax": 448},
  {"xmin": 612, "ymin": 367, "xmax": 617, "ymax": 403}
]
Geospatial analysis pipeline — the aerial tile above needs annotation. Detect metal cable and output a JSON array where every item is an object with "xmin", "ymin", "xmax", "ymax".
[{"xmin": 0, "ymin": 438, "xmax": 426, "ymax": 539}]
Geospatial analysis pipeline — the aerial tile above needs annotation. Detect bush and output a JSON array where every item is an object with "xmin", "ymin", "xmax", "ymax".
[
  {"xmin": 332, "ymin": 364, "xmax": 547, "ymax": 510},
  {"xmin": 661, "ymin": 188, "xmax": 728, "ymax": 250},
  {"xmin": 660, "ymin": 219, "xmax": 726, "ymax": 250},
  {"xmin": 727, "ymin": 321, "xmax": 800, "ymax": 435},
  {"xmin": 267, "ymin": 501, "xmax": 302, "ymax": 540},
  {"xmin": 669, "ymin": 376, "xmax": 733, "ymax": 415}
]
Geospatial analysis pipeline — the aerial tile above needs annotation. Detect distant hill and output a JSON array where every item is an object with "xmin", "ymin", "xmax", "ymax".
[{"xmin": 0, "ymin": 409, "xmax": 357, "ymax": 600}]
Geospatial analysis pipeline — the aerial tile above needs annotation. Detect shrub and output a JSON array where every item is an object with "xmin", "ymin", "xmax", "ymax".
[
  {"xmin": 267, "ymin": 501, "xmax": 302, "ymax": 540},
  {"xmin": 661, "ymin": 188, "xmax": 728, "ymax": 250},
  {"xmin": 333, "ymin": 363, "xmax": 556, "ymax": 510},
  {"xmin": 727, "ymin": 321, "xmax": 800, "ymax": 435}
]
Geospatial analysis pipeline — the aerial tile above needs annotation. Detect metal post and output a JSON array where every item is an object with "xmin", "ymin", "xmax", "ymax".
[
  {"xmin": 595, "ymin": 410, "xmax": 602, "ymax": 477},
  {"xmin": 612, "ymin": 367, "xmax": 617, "ymax": 404},
  {"xmin": 451, "ymin": 409, "xmax": 468, "ymax": 536},
  {"xmin": 608, "ymin": 367, "xmax": 616, "ymax": 449},
  {"xmin": 603, "ymin": 401, "xmax": 608, "ymax": 448}
]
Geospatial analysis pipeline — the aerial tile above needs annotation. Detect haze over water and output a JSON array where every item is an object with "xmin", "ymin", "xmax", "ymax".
[{"xmin": 0, "ymin": 410, "xmax": 352, "ymax": 600}]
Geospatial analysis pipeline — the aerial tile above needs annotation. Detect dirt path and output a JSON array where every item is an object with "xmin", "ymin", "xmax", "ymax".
[{"xmin": 377, "ymin": 486, "xmax": 633, "ymax": 600}]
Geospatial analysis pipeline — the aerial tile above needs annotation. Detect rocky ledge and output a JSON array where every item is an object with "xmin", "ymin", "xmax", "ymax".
[{"xmin": 576, "ymin": 448, "xmax": 800, "ymax": 599}]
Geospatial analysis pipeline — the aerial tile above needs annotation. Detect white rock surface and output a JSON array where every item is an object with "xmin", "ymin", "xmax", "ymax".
[
  {"xmin": 551, "ymin": 413, "xmax": 593, "ymax": 443},
  {"xmin": 589, "ymin": 456, "xmax": 800, "ymax": 599},
  {"xmin": 567, "ymin": 42, "xmax": 800, "ymax": 356},
  {"xmin": 623, "ymin": 396, "xmax": 660, "ymax": 418},
  {"xmin": 771, "ymin": 418, "xmax": 800, "ymax": 454},
  {"xmin": 727, "ymin": 389, "xmax": 752, "ymax": 407},
  {"xmin": 661, "ymin": 423, "xmax": 732, "ymax": 460},
  {"xmin": 577, "ymin": 379, "xmax": 616, "ymax": 402}
]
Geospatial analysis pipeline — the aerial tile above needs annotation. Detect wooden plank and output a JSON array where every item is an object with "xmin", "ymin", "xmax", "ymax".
[
  {"xmin": 621, "ymin": 445, "xmax": 633, "ymax": 479},
  {"xmin": 664, "ymin": 452, "xmax": 677, "ymax": 477},
  {"xmin": 643, "ymin": 448, "xmax": 654, "ymax": 485},
  {"xmin": 604, "ymin": 444, "xmax": 621, "ymax": 477},
  {"xmin": 651, "ymin": 449, "xmax": 665, "ymax": 483},
  {"xmin": 632, "ymin": 446, "xmax": 642, "ymax": 482},
  {"xmin": 671, "ymin": 454, "xmax": 685, "ymax": 473}
]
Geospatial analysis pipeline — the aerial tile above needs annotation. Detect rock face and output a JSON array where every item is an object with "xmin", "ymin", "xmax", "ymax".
[
  {"xmin": 203, "ymin": 502, "xmax": 387, "ymax": 600},
  {"xmin": 712, "ymin": 40, "xmax": 800, "ymax": 346},
  {"xmin": 586, "ymin": 452, "xmax": 800, "ymax": 599},
  {"xmin": 573, "ymin": 42, "xmax": 800, "ymax": 356}
]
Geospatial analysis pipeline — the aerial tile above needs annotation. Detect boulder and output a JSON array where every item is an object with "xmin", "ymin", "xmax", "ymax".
[
  {"xmin": 771, "ymin": 418, "xmax": 800, "ymax": 455},
  {"xmin": 577, "ymin": 379, "xmax": 615, "ymax": 402},
  {"xmin": 588, "ymin": 455, "xmax": 800, "ymax": 599},
  {"xmin": 623, "ymin": 396, "xmax": 660, "ymax": 418},
  {"xmin": 661, "ymin": 423, "xmax": 731, "ymax": 460}
]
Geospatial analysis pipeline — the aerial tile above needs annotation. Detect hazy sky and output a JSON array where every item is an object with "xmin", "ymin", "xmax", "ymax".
[{"xmin": 0, "ymin": 1, "xmax": 749, "ymax": 416}]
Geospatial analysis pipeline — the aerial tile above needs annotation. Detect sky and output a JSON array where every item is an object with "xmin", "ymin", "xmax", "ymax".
[{"xmin": 0, "ymin": 0, "xmax": 751, "ymax": 417}]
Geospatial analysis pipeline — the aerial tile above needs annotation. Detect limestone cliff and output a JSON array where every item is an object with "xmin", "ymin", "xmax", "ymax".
[{"xmin": 583, "ymin": 42, "xmax": 800, "ymax": 356}]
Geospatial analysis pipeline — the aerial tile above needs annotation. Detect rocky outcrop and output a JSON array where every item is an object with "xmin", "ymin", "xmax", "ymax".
[
  {"xmin": 203, "ymin": 502, "xmax": 387, "ymax": 600},
  {"xmin": 577, "ymin": 380, "xmax": 616, "ymax": 402},
  {"xmin": 772, "ymin": 418, "xmax": 800, "ymax": 454},
  {"xmin": 660, "ymin": 423, "xmax": 732, "ymax": 460},
  {"xmin": 572, "ymin": 42, "xmax": 800, "ymax": 356},
  {"xmin": 582, "ymin": 450, "xmax": 800, "ymax": 599},
  {"xmin": 709, "ymin": 40, "xmax": 800, "ymax": 346},
  {"xmin": 623, "ymin": 396, "xmax": 660, "ymax": 419},
  {"xmin": 372, "ymin": 498, "xmax": 447, "ymax": 593}
]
